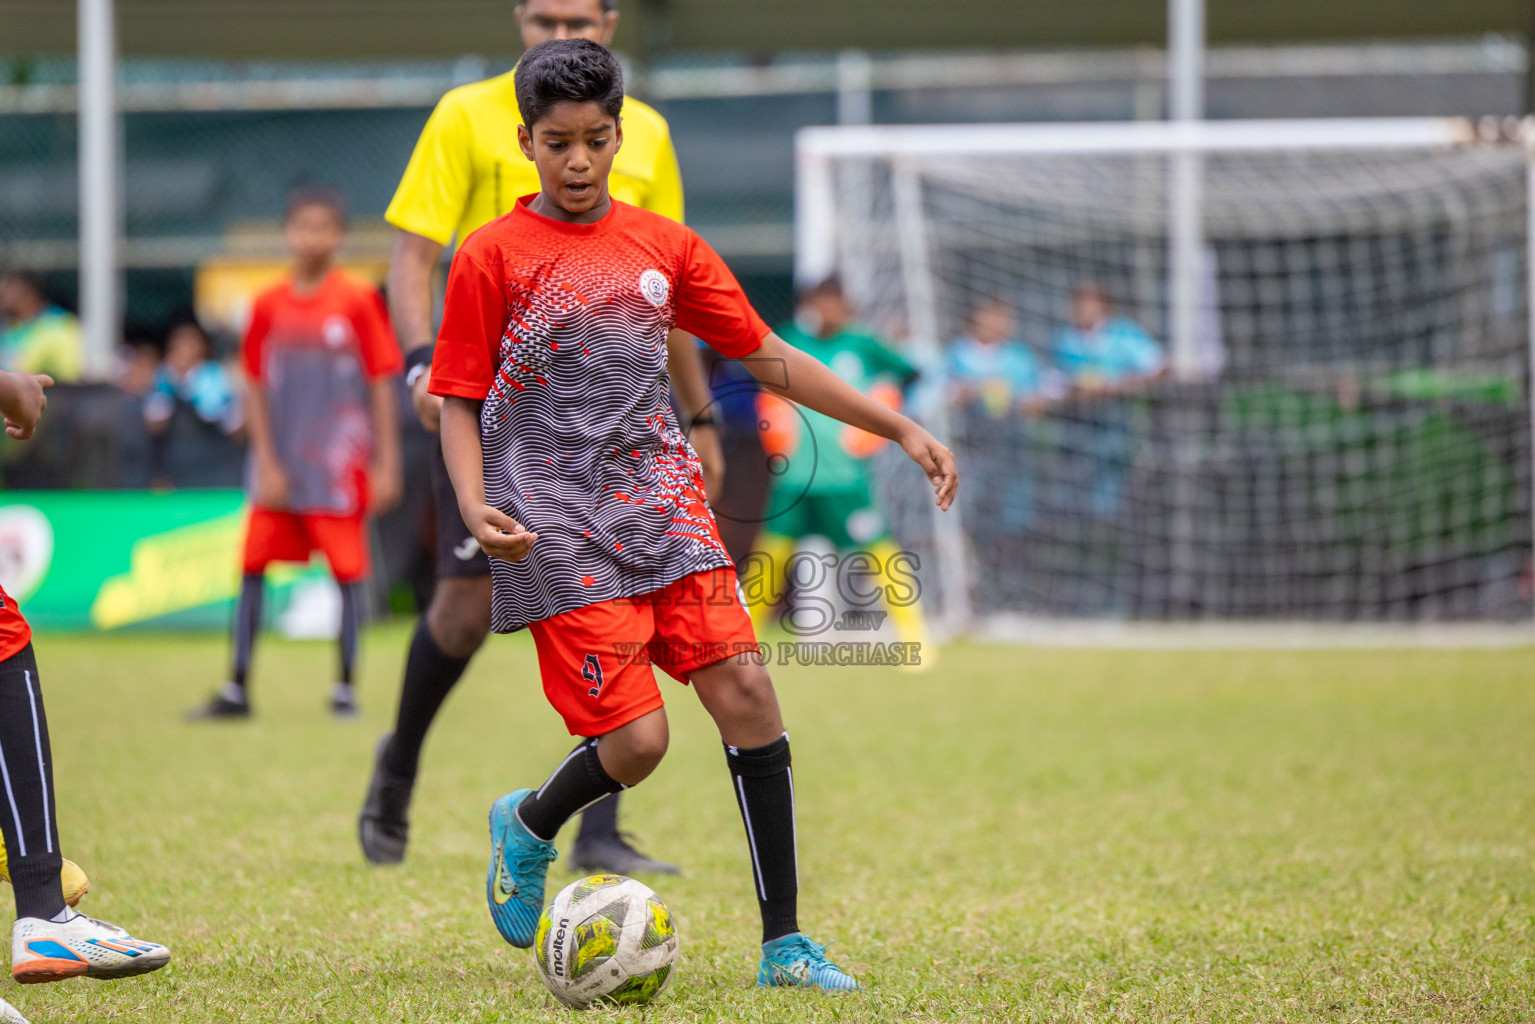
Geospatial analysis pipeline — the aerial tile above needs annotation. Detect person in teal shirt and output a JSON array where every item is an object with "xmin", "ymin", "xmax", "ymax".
[
  {"xmin": 947, "ymin": 296, "xmax": 1062, "ymax": 536},
  {"xmin": 1050, "ymin": 282, "xmax": 1165, "ymax": 521},
  {"xmin": 747, "ymin": 277, "xmax": 930, "ymax": 654}
]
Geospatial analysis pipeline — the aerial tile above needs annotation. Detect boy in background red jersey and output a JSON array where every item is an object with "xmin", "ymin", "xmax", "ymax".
[
  {"xmin": 190, "ymin": 185, "xmax": 404, "ymax": 720},
  {"xmin": 0, "ymin": 370, "xmax": 169, "ymax": 1020},
  {"xmin": 432, "ymin": 41, "xmax": 957, "ymax": 992}
]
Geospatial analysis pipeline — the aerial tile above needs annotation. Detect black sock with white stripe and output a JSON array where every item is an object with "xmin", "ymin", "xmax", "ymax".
[
  {"xmin": 725, "ymin": 733, "xmax": 799, "ymax": 944},
  {"xmin": 517, "ymin": 738, "xmax": 625, "ymax": 842},
  {"xmin": 0, "ymin": 644, "xmax": 66, "ymax": 922}
]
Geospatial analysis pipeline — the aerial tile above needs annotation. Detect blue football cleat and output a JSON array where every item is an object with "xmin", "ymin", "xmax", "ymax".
[
  {"xmin": 485, "ymin": 789, "xmax": 558, "ymax": 948},
  {"xmin": 757, "ymin": 932, "xmax": 861, "ymax": 992}
]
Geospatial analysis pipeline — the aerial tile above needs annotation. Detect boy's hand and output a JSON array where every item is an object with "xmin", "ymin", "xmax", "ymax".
[
  {"xmin": 464, "ymin": 503, "xmax": 538, "ymax": 563},
  {"xmin": 898, "ymin": 425, "xmax": 958, "ymax": 511},
  {"xmin": 688, "ymin": 421, "xmax": 724, "ymax": 498},
  {"xmin": 2, "ymin": 373, "xmax": 53, "ymax": 440},
  {"xmin": 412, "ymin": 371, "xmax": 444, "ymax": 432},
  {"xmin": 371, "ymin": 460, "xmax": 403, "ymax": 514},
  {"xmin": 254, "ymin": 458, "xmax": 290, "ymax": 509}
]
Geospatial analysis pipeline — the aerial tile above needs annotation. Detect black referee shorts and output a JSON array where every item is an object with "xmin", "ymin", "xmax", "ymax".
[{"xmin": 430, "ymin": 439, "xmax": 492, "ymax": 579}]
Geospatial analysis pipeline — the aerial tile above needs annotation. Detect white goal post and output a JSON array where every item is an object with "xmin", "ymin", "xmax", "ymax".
[{"xmin": 794, "ymin": 117, "xmax": 1535, "ymax": 634}]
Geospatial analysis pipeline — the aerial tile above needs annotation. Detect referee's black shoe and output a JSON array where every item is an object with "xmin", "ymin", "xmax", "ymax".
[{"xmin": 359, "ymin": 733, "xmax": 413, "ymax": 866}]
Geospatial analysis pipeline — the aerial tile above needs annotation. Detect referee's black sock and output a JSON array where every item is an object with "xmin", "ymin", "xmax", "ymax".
[
  {"xmin": 382, "ymin": 618, "xmax": 471, "ymax": 780},
  {"xmin": 517, "ymin": 738, "xmax": 626, "ymax": 842},
  {"xmin": 725, "ymin": 733, "xmax": 799, "ymax": 944},
  {"xmin": 0, "ymin": 645, "xmax": 67, "ymax": 922},
  {"xmin": 230, "ymin": 573, "xmax": 263, "ymax": 695}
]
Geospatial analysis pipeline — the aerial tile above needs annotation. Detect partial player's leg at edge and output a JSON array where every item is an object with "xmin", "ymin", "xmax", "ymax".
[{"xmin": 0, "ymin": 643, "xmax": 169, "ymax": 1001}]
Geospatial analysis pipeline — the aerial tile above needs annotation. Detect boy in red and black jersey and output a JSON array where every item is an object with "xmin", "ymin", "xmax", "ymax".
[
  {"xmin": 190, "ymin": 185, "xmax": 403, "ymax": 720},
  {"xmin": 433, "ymin": 40, "xmax": 957, "ymax": 991},
  {"xmin": 0, "ymin": 370, "xmax": 169, "ymax": 1012}
]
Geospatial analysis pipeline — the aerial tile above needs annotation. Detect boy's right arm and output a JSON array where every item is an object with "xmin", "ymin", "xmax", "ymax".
[
  {"xmin": 439, "ymin": 396, "xmax": 537, "ymax": 563},
  {"xmin": 0, "ymin": 370, "xmax": 53, "ymax": 440},
  {"xmin": 243, "ymin": 382, "xmax": 288, "ymax": 509}
]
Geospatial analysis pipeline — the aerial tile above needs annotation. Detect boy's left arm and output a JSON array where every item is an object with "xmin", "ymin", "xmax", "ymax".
[
  {"xmin": 358, "ymin": 288, "xmax": 405, "ymax": 513},
  {"xmin": 747, "ymin": 332, "xmax": 957, "ymax": 510},
  {"xmin": 367, "ymin": 376, "xmax": 403, "ymax": 513}
]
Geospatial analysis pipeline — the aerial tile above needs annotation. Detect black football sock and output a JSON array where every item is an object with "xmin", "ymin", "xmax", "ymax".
[
  {"xmin": 230, "ymin": 573, "xmax": 264, "ymax": 694},
  {"xmin": 725, "ymin": 732, "xmax": 799, "ymax": 943},
  {"xmin": 516, "ymin": 738, "xmax": 626, "ymax": 842},
  {"xmin": 382, "ymin": 618, "xmax": 472, "ymax": 780},
  {"xmin": 0, "ymin": 645, "xmax": 67, "ymax": 922},
  {"xmin": 338, "ymin": 581, "xmax": 366, "ymax": 687},
  {"xmin": 574, "ymin": 791, "xmax": 622, "ymax": 846}
]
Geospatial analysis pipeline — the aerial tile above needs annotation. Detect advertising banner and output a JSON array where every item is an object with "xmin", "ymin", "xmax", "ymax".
[{"xmin": 0, "ymin": 490, "xmax": 329, "ymax": 631}]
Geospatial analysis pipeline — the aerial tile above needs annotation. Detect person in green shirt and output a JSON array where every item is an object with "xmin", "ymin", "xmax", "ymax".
[
  {"xmin": 0, "ymin": 272, "xmax": 83, "ymax": 383},
  {"xmin": 748, "ymin": 277, "xmax": 932, "ymax": 659}
]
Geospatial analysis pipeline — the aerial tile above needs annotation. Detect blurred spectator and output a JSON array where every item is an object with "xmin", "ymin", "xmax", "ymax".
[
  {"xmin": 144, "ymin": 318, "xmax": 245, "ymax": 488},
  {"xmin": 947, "ymin": 296, "xmax": 1061, "ymax": 540},
  {"xmin": 1051, "ymin": 282, "xmax": 1165, "ymax": 522},
  {"xmin": 748, "ymin": 277, "xmax": 931, "ymax": 649},
  {"xmin": 0, "ymin": 271, "xmax": 84, "ymax": 382},
  {"xmin": 948, "ymin": 296, "xmax": 1061, "ymax": 418},
  {"xmin": 117, "ymin": 333, "xmax": 162, "ymax": 399}
]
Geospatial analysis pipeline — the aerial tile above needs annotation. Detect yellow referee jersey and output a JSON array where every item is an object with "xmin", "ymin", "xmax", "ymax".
[{"xmin": 386, "ymin": 68, "xmax": 684, "ymax": 245}]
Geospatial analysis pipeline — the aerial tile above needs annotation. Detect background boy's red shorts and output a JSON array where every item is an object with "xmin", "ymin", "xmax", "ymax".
[
  {"xmin": 242, "ymin": 507, "xmax": 369, "ymax": 584},
  {"xmin": 529, "ymin": 566, "xmax": 760, "ymax": 737}
]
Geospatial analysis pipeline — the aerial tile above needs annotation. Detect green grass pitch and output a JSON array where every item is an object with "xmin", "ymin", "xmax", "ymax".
[{"xmin": 5, "ymin": 625, "xmax": 1534, "ymax": 1021}]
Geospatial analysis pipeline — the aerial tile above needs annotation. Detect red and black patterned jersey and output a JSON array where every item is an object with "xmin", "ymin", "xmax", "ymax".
[
  {"xmin": 431, "ymin": 195, "xmax": 768, "ymax": 632},
  {"xmin": 0, "ymin": 584, "xmax": 31, "ymax": 662},
  {"xmin": 242, "ymin": 270, "xmax": 403, "ymax": 515}
]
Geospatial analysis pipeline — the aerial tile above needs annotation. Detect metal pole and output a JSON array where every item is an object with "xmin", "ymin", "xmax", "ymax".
[
  {"xmin": 1167, "ymin": 0, "xmax": 1204, "ymax": 378},
  {"xmin": 1166, "ymin": 0, "xmax": 1205, "ymax": 613},
  {"xmin": 78, "ymin": 0, "xmax": 118, "ymax": 380},
  {"xmin": 836, "ymin": 49, "xmax": 873, "ymax": 127},
  {"xmin": 1524, "ymin": 120, "xmax": 1535, "ymax": 624}
]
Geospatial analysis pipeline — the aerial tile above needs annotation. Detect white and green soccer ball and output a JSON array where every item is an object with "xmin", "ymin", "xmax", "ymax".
[{"xmin": 534, "ymin": 874, "xmax": 679, "ymax": 1008}]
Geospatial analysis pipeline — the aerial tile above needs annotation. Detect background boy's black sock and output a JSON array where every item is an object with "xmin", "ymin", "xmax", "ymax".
[
  {"xmin": 231, "ymin": 573, "xmax": 264, "ymax": 693},
  {"xmin": 517, "ymin": 738, "xmax": 626, "ymax": 842},
  {"xmin": 338, "ymin": 581, "xmax": 366, "ymax": 687},
  {"xmin": 574, "ymin": 791, "xmax": 621, "ymax": 845},
  {"xmin": 725, "ymin": 732, "xmax": 799, "ymax": 943},
  {"xmin": 382, "ymin": 618, "xmax": 471, "ymax": 779},
  {"xmin": 0, "ymin": 645, "xmax": 66, "ymax": 921}
]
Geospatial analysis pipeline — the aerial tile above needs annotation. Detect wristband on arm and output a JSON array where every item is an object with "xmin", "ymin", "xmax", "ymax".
[{"xmin": 404, "ymin": 344, "xmax": 435, "ymax": 388}]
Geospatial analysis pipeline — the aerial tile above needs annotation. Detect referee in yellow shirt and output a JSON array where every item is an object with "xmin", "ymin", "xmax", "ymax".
[{"xmin": 359, "ymin": 0, "xmax": 716, "ymax": 874}]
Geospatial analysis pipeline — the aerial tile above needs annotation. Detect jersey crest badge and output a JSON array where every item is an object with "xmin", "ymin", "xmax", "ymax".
[{"xmin": 639, "ymin": 269, "xmax": 670, "ymax": 308}]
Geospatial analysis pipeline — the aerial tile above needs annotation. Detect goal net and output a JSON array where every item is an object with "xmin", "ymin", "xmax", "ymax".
[{"xmin": 795, "ymin": 118, "xmax": 1532, "ymax": 628}]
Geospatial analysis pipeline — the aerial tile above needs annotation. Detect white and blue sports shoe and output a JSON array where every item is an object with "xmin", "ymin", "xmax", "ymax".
[
  {"xmin": 0, "ymin": 996, "xmax": 28, "ymax": 1023},
  {"xmin": 757, "ymin": 932, "xmax": 861, "ymax": 991},
  {"xmin": 11, "ymin": 912, "xmax": 170, "ymax": 984},
  {"xmin": 485, "ymin": 789, "xmax": 558, "ymax": 948}
]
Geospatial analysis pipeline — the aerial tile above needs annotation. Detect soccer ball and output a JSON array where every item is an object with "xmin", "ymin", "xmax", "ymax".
[{"xmin": 533, "ymin": 874, "xmax": 679, "ymax": 1008}]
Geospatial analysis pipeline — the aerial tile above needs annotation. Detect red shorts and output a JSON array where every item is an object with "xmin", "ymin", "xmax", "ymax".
[
  {"xmin": 242, "ymin": 507, "xmax": 369, "ymax": 584},
  {"xmin": 529, "ymin": 566, "xmax": 760, "ymax": 737},
  {"xmin": 0, "ymin": 584, "xmax": 32, "ymax": 663}
]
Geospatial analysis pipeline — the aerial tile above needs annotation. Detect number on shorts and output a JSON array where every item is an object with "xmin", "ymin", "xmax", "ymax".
[{"xmin": 583, "ymin": 654, "xmax": 605, "ymax": 698}]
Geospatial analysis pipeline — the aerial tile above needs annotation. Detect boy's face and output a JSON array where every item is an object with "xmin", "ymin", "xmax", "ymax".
[
  {"xmin": 516, "ymin": 0, "xmax": 617, "ymax": 47},
  {"xmin": 518, "ymin": 100, "xmax": 622, "ymax": 216},
  {"xmin": 284, "ymin": 203, "xmax": 344, "ymax": 267},
  {"xmin": 165, "ymin": 325, "xmax": 208, "ymax": 374}
]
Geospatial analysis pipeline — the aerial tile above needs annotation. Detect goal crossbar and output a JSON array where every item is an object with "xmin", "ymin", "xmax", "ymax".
[{"xmin": 796, "ymin": 116, "xmax": 1483, "ymax": 160}]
